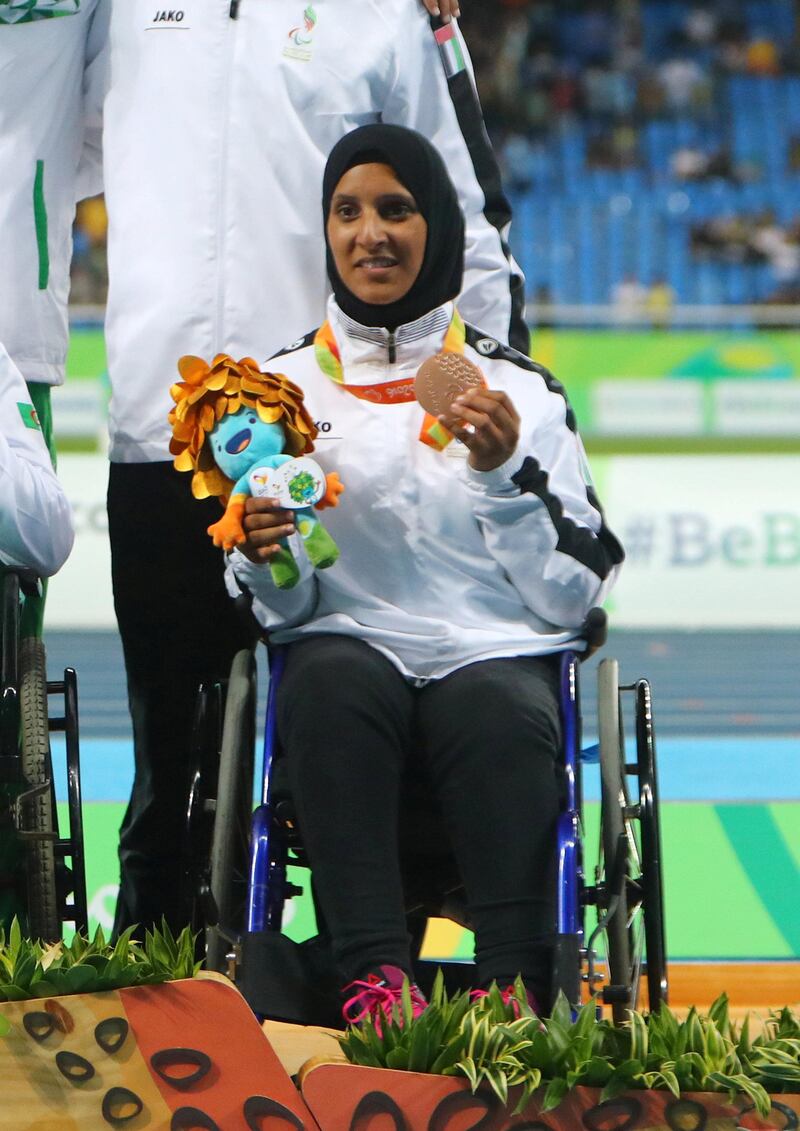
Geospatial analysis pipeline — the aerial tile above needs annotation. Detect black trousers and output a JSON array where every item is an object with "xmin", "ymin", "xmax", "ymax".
[
  {"xmin": 108, "ymin": 462, "xmax": 253, "ymax": 936},
  {"xmin": 277, "ymin": 634, "xmax": 562, "ymax": 1002}
]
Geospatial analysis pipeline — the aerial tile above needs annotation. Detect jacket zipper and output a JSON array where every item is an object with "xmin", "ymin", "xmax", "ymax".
[
  {"xmin": 229, "ymin": 0, "xmax": 239, "ymax": 17},
  {"xmin": 387, "ymin": 331, "xmax": 396, "ymax": 365}
]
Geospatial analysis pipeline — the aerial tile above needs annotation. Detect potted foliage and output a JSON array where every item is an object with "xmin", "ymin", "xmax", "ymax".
[
  {"xmin": 0, "ymin": 919, "xmax": 314, "ymax": 1130},
  {"xmin": 0, "ymin": 918, "xmax": 199, "ymax": 1003},
  {"xmin": 297, "ymin": 973, "xmax": 800, "ymax": 1130}
]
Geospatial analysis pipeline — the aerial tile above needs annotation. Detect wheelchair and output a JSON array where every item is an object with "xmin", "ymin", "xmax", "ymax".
[
  {"xmin": 185, "ymin": 609, "xmax": 668, "ymax": 1027},
  {"xmin": 0, "ymin": 570, "xmax": 88, "ymax": 941}
]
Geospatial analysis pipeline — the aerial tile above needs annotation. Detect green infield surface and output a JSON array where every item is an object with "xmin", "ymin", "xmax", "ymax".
[{"xmin": 61, "ymin": 799, "xmax": 800, "ymax": 961}]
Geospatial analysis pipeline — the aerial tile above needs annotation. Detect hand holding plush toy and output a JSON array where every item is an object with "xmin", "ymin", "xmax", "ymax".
[{"xmin": 168, "ymin": 354, "xmax": 344, "ymax": 590}]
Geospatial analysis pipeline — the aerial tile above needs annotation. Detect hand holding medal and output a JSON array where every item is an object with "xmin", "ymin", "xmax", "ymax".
[{"xmin": 414, "ymin": 352, "xmax": 520, "ymax": 472}]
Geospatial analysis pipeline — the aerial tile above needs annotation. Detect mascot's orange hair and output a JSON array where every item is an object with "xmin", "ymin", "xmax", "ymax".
[{"xmin": 168, "ymin": 354, "xmax": 318, "ymax": 500}]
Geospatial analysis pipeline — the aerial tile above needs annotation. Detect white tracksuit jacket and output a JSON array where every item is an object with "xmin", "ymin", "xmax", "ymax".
[
  {"xmin": 228, "ymin": 300, "xmax": 624, "ymax": 679},
  {"xmin": 0, "ymin": 343, "xmax": 74, "ymax": 575},
  {"xmin": 0, "ymin": 0, "xmax": 107, "ymax": 386},
  {"xmin": 102, "ymin": 0, "xmax": 526, "ymax": 464}
]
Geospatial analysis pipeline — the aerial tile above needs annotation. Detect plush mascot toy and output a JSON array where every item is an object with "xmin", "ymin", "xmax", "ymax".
[{"xmin": 168, "ymin": 353, "xmax": 343, "ymax": 589}]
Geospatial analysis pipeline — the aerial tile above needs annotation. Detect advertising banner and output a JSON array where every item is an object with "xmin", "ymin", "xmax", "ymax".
[{"xmin": 601, "ymin": 455, "xmax": 800, "ymax": 628}]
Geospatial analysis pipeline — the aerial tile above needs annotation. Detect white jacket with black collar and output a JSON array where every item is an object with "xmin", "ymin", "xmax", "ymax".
[{"xmin": 227, "ymin": 300, "xmax": 624, "ymax": 680}]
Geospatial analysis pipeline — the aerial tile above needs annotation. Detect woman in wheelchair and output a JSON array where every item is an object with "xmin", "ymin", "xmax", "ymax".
[{"xmin": 226, "ymin": 124, "xmax": 624, "ymax": 1026}]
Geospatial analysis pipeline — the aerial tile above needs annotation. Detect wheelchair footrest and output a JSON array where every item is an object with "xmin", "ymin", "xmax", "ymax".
[{"xmin": 239, "ymin": 930, "xmax": 342, "ymax": 1029}]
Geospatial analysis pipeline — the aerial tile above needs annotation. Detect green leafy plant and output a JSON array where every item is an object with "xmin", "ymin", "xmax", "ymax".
[
  {"xmin": 0, "ymin": 918, "xmax": 201, "ymax": 1002},
  {"xmin": 338, "ymin": 974, "xmax": 800, "ymax": 1119},
  {"xmin": 339, "ymin": 973, "xmax": 546, "ymax": 1113}
]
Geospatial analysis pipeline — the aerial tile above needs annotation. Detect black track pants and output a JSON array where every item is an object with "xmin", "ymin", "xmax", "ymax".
[{"xmin": 277, "ymin": 634, "xmax": 562, "ymax": 1000}]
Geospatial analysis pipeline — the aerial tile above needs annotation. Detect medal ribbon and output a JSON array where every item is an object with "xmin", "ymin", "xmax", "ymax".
[{"xmin": 314, "ymin": 310, "xmax": 467, "ymax": 449}]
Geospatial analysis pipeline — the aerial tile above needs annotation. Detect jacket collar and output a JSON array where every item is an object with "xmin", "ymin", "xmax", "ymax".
[{"xmin": 326, "ymin": 296, "xmax": 455, "ymax": 378}]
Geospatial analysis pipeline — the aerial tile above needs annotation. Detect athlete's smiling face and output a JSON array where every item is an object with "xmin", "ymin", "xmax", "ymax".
[{"xmin": 327, "ymin": 162, "xmax": 428, "ymax": 306}]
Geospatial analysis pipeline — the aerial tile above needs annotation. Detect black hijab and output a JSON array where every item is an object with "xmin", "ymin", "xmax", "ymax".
[{"xmin": 322, "ymin": 124, "xmax": 465, "ymax": 330}]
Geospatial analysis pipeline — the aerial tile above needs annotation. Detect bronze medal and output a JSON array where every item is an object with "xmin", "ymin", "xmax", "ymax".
[{"xmin": 413, "ymin": 352, "xmax": 485, "ymax": 416}]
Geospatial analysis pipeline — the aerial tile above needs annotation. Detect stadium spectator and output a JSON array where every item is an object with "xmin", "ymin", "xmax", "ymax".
[
  {"xmin": 748, "ymin": 211, "xmax": 800, "ymax": 282},
  {"xmin": 657, "ymin": 54, "xmax": 711, "ymax": 113},
  {"xmin": 670, "ymin": 145, "xmax": 712, "ymax": 181},
  {"xmin": 683, "ymin": 4, "xmax": 718, "ymax": 49},
  {"xmin": 646, "ymin": 278, "xmax": 676, "ymax": 329},
  {"xmin": 746, "ymin": 34, "xmax": 780, "ymax": 76},
  {"xmin": 716, "ymin": 16, "xmax": 750, "ymax": 72},
  {"xmin": 671, "ymin": 144, "xmax": 744, "ymax": 184},
  {"xmin": 612, "ymin": 275, "xmax": 648, "ymax": 322}
]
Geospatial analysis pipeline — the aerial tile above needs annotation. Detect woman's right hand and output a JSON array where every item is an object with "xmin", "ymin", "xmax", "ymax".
[{"xmin": 238, "ymin": 496, "xmax": 296, "ymax": 564}]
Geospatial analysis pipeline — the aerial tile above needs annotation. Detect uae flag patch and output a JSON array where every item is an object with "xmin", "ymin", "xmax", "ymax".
[
  {"xmin": 435, "ymin": 22, "xmax": 466, "ymax": 78},
  {"xmin": 17, "ymin": 402, "xmax": 41, "ymax": 430}
]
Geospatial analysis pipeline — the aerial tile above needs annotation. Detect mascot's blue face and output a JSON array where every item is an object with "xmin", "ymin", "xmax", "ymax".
[{"xmin": 210, "ymin": 407, "xmax": 285, "ymax": 481}]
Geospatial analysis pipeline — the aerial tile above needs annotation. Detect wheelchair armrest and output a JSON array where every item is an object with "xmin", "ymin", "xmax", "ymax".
[{"xmin": 580, "ymin": 607, "xmax": 607, "ymax": 660}]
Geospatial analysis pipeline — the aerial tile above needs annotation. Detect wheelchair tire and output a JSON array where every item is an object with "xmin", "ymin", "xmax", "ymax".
[
  {"xmin": 635, "ymin": 678, "xmax": 668, "ymax": 1012},
  {"xmin": 206, "ymin": 648, "xmax": 256, "ymax": 974},
  {"xmin": 61, "ymin": 667, "xmax": 89, "ymax": 936},
  {"xmin": 597, "ymin": 657, "xmax": 637, "ymax": 1024},
  {"xmin": 19, "ymin": 638, "xmax": 60, "ymax": 943}
]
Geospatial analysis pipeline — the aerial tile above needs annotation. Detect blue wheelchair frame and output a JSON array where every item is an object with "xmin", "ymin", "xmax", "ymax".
[
  {"xmin": 246, "ymin": 648, "xmax": 587, "ymax": 933},
  {"xmin": 248, "ymin": 644, "xmax": 287, "ymax": 936}
]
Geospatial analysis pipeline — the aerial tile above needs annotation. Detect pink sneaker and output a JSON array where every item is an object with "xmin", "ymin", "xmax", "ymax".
[
  {"xmin": 470, "ymin": 983, "xmax": 540, "ymax": 1018},
  {"xmin": 342, "ymin": 965, "xmax": 428, "ymax": 1033}
]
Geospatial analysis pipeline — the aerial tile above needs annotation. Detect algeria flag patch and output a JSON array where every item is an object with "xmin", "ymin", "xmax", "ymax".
[{"xmin": 17, "ymin": 402, "xmax": 41, "ymax": 430}]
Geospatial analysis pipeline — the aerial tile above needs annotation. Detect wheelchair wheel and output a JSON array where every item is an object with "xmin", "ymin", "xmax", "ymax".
[
  {"xmin": 596, "ymin": 658, "xmax": 668, "ymax": 1023},
  {"xmin": 597, "ymin": 658, "xmax": 636, "ymax": 1023},
  {"xmin": 634, "ymin": 677, "xmax": 668, "ymax": 1013},
  {"xmin": 18, "ymin": 638, "xmax": 59, "ymax": 943},
  {"xmin": 206, "ymin": 648, "xmax": 256, "ymax": 974}
]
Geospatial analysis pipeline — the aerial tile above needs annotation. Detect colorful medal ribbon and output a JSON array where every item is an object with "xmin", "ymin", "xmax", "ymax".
[{"xmin": 314, "ymin": 310, "xmax": 466, "ymax": 450}]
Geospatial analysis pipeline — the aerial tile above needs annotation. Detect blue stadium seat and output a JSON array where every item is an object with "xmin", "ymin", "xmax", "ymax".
[{"xmin": 489, "ymin": 2, "xmax": 800, "ymax": 306}]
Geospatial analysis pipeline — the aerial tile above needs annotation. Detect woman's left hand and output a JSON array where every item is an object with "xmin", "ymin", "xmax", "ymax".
[{"xmin": 439, "ymin": 387, "xmax": 520, "ymax": 473}]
